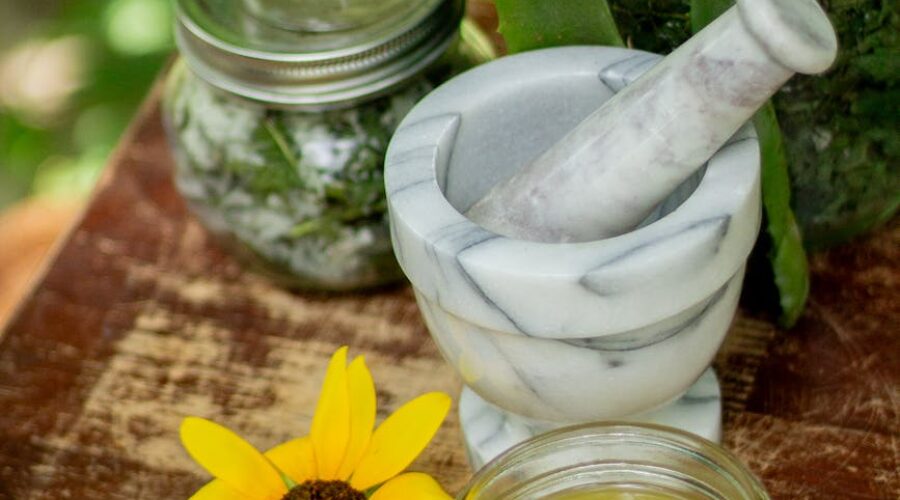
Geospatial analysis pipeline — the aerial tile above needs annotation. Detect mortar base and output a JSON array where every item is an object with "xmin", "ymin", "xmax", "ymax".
[{"xmin": 459, "ymin": 368, "xmax": 722, "ymax": 470}]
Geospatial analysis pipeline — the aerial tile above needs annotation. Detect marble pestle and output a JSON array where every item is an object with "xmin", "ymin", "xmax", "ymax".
[{"xmin": 466, "ymin": 0, "xmax": 837, "ymax": 243}]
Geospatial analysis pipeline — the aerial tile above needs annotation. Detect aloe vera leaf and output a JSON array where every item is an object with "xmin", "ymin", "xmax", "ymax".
[{"xmin": 494, "ymin": 0, "xmax": 624, "ymax": 54}]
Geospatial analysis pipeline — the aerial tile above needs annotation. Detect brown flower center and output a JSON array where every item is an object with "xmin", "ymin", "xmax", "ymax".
[{"xmin": 281, "ymin": 480, "xmax": 366, "ymax": 500}]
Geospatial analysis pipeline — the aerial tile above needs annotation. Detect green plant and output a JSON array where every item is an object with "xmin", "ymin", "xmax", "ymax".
[{"xmin": 0, "ymin": 0, "xmax": 173, "ymax": 207}]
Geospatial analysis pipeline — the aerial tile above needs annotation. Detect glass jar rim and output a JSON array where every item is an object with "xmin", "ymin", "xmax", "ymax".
[
  {"xmin": 174, "ymin": 0, "xmax": 462, "ymax": 108},
  {"xmin": 459, "ymin": 421, "xmax": 769, "ymax": 500}
]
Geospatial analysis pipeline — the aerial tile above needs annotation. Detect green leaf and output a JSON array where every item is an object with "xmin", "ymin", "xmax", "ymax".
[
  {"xmin": 494, "ymin": 0, "xmax": 624, "ymax": 54},
  {"xmin": 244, "ymin": 115, "xmax": 305, "ymax": 197},
  {"xmin": 689, "ymin": 0, "xmax": 732, "ymax": 33},
  {"xmin": 754, "ymin": 104, "xmax": 810, "ymax": 327},
  {"xmin": 692, "ymin": 0, "xmax": 810, "ymax": 327}
]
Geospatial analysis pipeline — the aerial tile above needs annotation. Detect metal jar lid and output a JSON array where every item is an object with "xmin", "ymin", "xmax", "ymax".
[{"xmin": 175, "ymin": 0, "xmax": 463, "ymax": 108}]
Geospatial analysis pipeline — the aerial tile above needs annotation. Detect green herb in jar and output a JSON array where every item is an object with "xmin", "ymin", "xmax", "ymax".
[
  {"xmin": 165, "ymin": 63, "xmax": 434, "ymax": 290},
  {"xmin": 162, "ymin": 0, "xmax": 468, "ymax": 290}
]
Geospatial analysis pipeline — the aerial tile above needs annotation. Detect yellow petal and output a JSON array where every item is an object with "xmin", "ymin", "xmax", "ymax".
[
  {"xmin": 180, "ymin": 417, "xmax": 287, "ymax": 499},
  {"xmin": 369, "ymin": 472, "xmax": 453, "ymax": 500},
  {"xmin": 336, "ymin": 355, "xmax": 377, "ymax": 479},
  {"xmin": 350, "ymin": 392, "xmax": 452, "ymax": 490},
  {"xmin": 311, "ymin": 346, "xmax": 351, "ymax": 479},
  {"xmin": 265, "ymin": 436, "xmax": 317, "ymax": 484},
  {"xmin": 189, "ymin": 479, "xmax": 248, "ymax": 500}
]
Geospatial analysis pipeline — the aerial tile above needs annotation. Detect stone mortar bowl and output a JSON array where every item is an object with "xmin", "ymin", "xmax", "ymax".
[{"xmin": 385, "ymin": 47, "xmax": 760, "ymax": 427}]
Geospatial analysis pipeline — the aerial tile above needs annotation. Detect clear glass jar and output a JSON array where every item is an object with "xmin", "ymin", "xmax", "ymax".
[
  {"xmin": 460, "ymin": 423, "xmax": 769, "ymax": 500},
  {"xmin": 163, "ymin": 0, "xmax": 471, "ymax": 291}
]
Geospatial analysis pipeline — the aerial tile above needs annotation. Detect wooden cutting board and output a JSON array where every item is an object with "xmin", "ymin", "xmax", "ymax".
[{"xmin": 0, "ymin": 83, "xmax": 896, "ymax": 499}]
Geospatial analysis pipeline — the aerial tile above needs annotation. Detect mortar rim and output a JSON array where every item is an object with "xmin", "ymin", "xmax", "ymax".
[{"xmin": 385, "ymin": 46, "xmax": 762, "ymax": 337}]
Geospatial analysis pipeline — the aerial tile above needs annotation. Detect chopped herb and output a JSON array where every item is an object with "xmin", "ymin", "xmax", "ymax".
[{"xmin": 163, "ymin": 61, "xmax": 435, "ymax": 290}]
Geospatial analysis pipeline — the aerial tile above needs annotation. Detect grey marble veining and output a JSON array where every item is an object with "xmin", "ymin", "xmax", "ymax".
[
  {"xmin": 387, "ymin": 81, "xmax": 759, "ymax": 338},
  {"xmin": 415, "ymin": 268, "xmax": 743, "ymax": 422},
  {"xmin": 459, "ymin": 369, "xmax": 723, "ymax": 469},
  {"xmin": 384, "ymin": 46, "xmax": 761, "ymax": 468},
  {"xmin": 465, "ymin": 0, "xmax": 836, "ymax": 243}
]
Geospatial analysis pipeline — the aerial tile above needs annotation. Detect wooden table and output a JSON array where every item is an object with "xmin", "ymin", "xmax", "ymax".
[{"xmin": 0, "ymin": 86, "xmax": 896, "ymax": 499}]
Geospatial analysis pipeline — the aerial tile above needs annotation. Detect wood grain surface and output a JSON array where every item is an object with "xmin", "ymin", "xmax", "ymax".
[{"xmin": 0, "ymin": 85, "xmax": 896, "ymax": 499}]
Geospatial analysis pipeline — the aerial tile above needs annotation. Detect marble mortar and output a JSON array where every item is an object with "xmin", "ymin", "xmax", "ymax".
[{"xmin": 384, "ymin": 47, "xmax": 761, "ymax": 467}]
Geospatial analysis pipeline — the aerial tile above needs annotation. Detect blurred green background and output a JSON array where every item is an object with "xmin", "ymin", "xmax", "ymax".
[{"xmin": 0, "ymin": 0, "xmax": 173, "ymax": 209}]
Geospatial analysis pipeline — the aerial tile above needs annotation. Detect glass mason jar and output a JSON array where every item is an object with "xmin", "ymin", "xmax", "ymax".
[
  {"xmin": 460, "ymin": 423, "xmax": 769, "ymax": 500},
  {"xmin": 163, "ymin": 0, "xmax": 471, "ymax": 291}
]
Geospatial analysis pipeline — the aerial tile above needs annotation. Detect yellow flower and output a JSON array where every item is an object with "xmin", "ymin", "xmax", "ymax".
[{"xmin": 180, "ymin": 347, "xmax": 453, "ymax": 500}]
